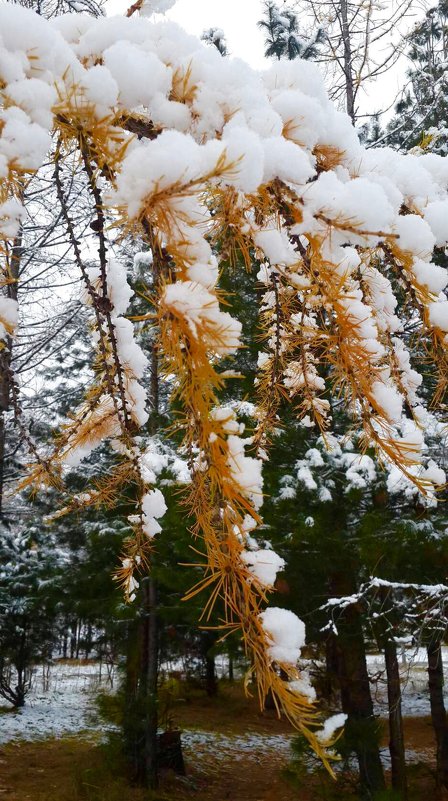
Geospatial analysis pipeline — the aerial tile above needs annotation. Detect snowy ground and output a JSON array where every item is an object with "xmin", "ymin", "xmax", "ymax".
[
  {"xmin": 0, "ymin": 662, "xmax": 117, "ymax": 744},
  {"xmin": 0, "ymin": 650, "xmax": 446, "ymax": 768},
  {"xmin": 367, "ymin": 647, "xmax": 447, "ymax": 718},
  {"xmin": 183, "ymin": 730, "xmax": 292, "ymax": 764}
]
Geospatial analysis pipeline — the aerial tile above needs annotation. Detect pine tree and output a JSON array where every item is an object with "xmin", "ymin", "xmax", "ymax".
[
  {"xmin": 385, "ymin": 0, "xmax": 448, "ymax": 153},
  {"xmin": 201, "ymin": 27, "xmax": 229, "ymax": 57},
  {"xmin": 261, "ymin": 411, "xmax": 446, "ymax": 796},
  {"xmin": 0, "ymin": 513, "xmax": 64, "ymax": 707},
  {"xmin": 258, "ymin": 1, "xmax": 325, "ymax": 61}
]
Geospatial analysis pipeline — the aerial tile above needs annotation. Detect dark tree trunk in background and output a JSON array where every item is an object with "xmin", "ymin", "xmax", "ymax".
[
  {"xmin": 427, "ymin": 637, "xmax": 448, "ymax": 792},
  {"xmin": 340, "ymin": 0, "xmax": 356, "ymax": 124},
  {"xmin": 84, "ymin": 623, "xmax": 92, "ymax": 659},
  {"xmin": 334, "ymin": 594, "xmax": 386, "ymax": 797},
  {"xmin": 323, "ymin": 631, "xmax": 339, "ymax": 701},
  {"xmin": 201, "ymin": 631, "xmax": 217, "ymax": 697},
  {"xmin": 122, "ymin": 253, "xmax": 167, "ymax": 788},
  {"xmin": 143, "ymin": 577, "xmax": 159, "ymax": 788},
  {"xmin": 62, "ymin": 627, "xmax": 68, "ymax": 659},
  {"xmin": 123, "ymin": 620, "xmax": 138, "ymax": 772},
  {"xmin": 14, "ymin": 667, "xmax": 27, "ymax": 708},
  {"xmin": 371, "ymin": 588, "xmax": 407, "ymax": 800},
  {"xmin": 75, "ymin": 620, "xmax": 81, "ymax": 659},
  {"xmin": 124, "ymin": 579, "xmax": 159, "ymax": 789},
  {"xmin": 69, "ymin": 619, "xmax": 77, "ymax": 659},
  {"xmin": 13, "ymin": 626, "xmax": 29, "ymax": 708},
  {"xmin": 384, "ymin": 637, "xmax": 407, "ymax": 799},
  {"xmin": 122, "ymin": 235, "xmax": 181, "ymax": 788}
]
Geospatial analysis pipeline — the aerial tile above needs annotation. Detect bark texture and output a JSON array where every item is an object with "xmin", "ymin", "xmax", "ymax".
[
  {"xmin": 427, "ymin": 637, "xmax": 448, "ymax": 793},
  {"xmin": 384, "ymin": 637, "xmax": 407, "ymax": 799},
  {"xmin": 332, "ymin": 584, "xmax": 386, "ymax": 798}
]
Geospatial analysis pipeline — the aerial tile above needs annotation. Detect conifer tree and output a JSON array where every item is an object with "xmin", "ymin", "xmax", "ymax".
[
  {"xmin": 384, "ymin": 0, "xmax": 448, "ymax": 153},
  {"xmin": 201, "ymin": 27, "xmax": 229, "ymax": 57},
  {"xmin": 258, "ymin": 0, "xmax": 325, "ymax": 61}
]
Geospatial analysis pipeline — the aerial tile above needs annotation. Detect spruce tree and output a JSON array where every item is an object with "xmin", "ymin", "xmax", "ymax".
[
  {"xmin": 258, "ymin": 1, "xmax": 325, "ymax": 61},
  {"xmin": 385, "ymin": 0, "xmax": 448, "ymax": 153}
]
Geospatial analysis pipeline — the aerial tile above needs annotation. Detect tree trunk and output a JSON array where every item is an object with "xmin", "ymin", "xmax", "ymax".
[
  {"xmin": 85, "ymin": 623, "xmax": 92, "ymax": 659},
  {"xmin": 69, "ymin": 619, "xmax": 77, "ymax": 659},
  {"xmin": 0, "ymin": 229, "xmax": 21, "ymax": 520},
  {"xmin": 340, "ymin": 0, "xmax": 356, "ymax": 124},
  {"xmin": 123, "ymin": 577, "xmax": 158, "ymax": 789},
  {"xmin": 123, "ymin": 620, "xmax": 138, "ymax": 775},
  {"xmin": 75, "ymin": 620, "xmax": 82, "ymax": 659},
  {"xmin": 14, "ymin": 626, "xmax": 29, "ymax": 708},
  {"xmin": 427, "ymin": 637, "xmax": 448, "ymax": 792},
  {"xmin": 201, "ymin": 631, "xmax": 217, "ymax": 697},
  {"xmin": 143, "ymin": 577, "xmax": 159, "ymax": 789},
  {"xmin": 124, "ymin": 578, "xmax": 159, "ymax": 788},
  {"xmin": 126, "ymin": 249, "xmax": 162, "ymax": 788},
  {"xmin": 335, "ymin": 600, "xmax": 386, "ymax": 797},
  {"xmin": 62, "ymin": 626, "xmax": 68, "ymax": 659},
  {"xmin": 323, "ymin": 631, "xmax": 339, "ymax": 701},
  {"xmin": 384, "ymin": 637, "xmax": 407, "ymax": 799}
]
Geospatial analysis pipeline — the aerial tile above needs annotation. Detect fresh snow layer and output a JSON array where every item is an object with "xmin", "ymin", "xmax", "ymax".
[
  {"xmin": 0, "ymin": 662, "xmax": 117, "ymax": 744},
  {"xmin": 0, "ymin": 654, "xmax": 446, "ymax": 780},
  {"xmin": 260, "ymin": 607, "xmax": 306, "ymax": 665}
]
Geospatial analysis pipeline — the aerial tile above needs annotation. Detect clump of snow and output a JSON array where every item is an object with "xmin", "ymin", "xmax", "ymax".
[
  {"xmin": 394, "ymin": 214, "xmax": 436, "ymax": 261},
  {"xmin": 221, "ymin": 125, "xmax": 264, "ymax": 193},
  {"xmin": 260, "ymin": 607, "xmax": 306, "ymax": 665},
  {"xmin": 162, "ymin": 281, "xmax": 242, "ymax": 356},
  {"xmin": 423, "ymin": 200, "xmax": 448, "ymax": 247},
  {"xmin": 317, "ymin": 713, "xmax": 347, "ymax": 744},
  {"xmin": 103, "ymin": 42, "xmax": 171, "ymax": 109},
  {"xmin": 371, "ymin": 381, "xmax": 403, "ymax": 424},
  {"xmin": 210, "ymin": 406, "xmax": 244, "ymax": 435},
  {"xmin": 81, "ymin": 65, "xmax": 119, "ymax": 116},
  {"xmin": 140, "ymin": 488, "xmax": 167, "ymax": 538},
  {"xmin": 342, "ymin": 453, "xmax": 376, "ymax": 490},
  {"xmin": 429, "ymin": 299, "xmax": 448, "ymax": 332},
  {"xmin": 226, "ymin": 435, "xmax": 263, "ymax": 510},
  {"xmin": 0, "ymin": 296, "xmax": 18, "ymax": 340},
  {"xmin": 289, "ymin": 674, "xmax": 316, "ymax": 703},
  {"xmin": 241, "ymin": 548, "xmax": 285, "ymax": 587},
  {"xmin": 0, "ymin": 199, "xmax": 25, "ymax": 237},
  {"xmin": 255, "ymin": 228, "xmax": 298, "ymax": 267},
  {"xmin": 411, "ymin": 259, "xmax": 447, "ymax": 295},
  {"xmin": 141, "ymin": 0, "xmax": 177, "ymax": 15}
]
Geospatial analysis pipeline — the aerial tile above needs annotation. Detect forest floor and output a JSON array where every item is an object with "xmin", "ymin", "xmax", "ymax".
[
  {"xmin": 0, "ymin": 668, "xmax": 442, "ymax": 801},
  {"xmin": 0, "ymin": 657, "xmax": 446, "ymax": 800}
]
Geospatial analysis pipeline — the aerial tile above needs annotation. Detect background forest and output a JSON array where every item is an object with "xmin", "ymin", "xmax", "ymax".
[{"xmin": 1, "ymin": 2, "xmax": 448, "ymax": 801}]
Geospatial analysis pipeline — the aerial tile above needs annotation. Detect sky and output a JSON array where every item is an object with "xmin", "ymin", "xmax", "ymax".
[
  {"xmin": 106, "ymin": 0, "xmax": 421, "ymax": 121},
  {"xmin": 107, "ymin": 0, "xmax": 267, "ymax": 68}
]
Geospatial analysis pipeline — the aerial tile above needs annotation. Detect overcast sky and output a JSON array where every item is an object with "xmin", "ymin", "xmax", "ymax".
[{"xmin": 106, "ymin": 0, "xmax": 420, "ymax": 121}]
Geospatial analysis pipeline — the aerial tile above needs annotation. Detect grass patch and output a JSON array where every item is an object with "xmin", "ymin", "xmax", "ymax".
[
  {"xmin": 0, "ymin": 705, "xmax": 16, "ymax": 715},
  {"xmin": 0, "ymin": 737, "xmax": 183, "ymax": 801}
]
